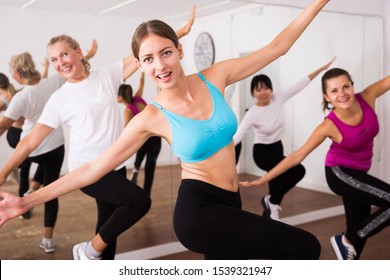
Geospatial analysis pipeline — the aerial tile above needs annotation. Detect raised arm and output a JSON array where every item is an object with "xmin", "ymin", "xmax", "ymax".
[
  {"xmin": 134, "ymin": 72, "xmax": 145, "ymax": 98},
  {"xmin": 308, "ymin": 56, "xmax": 336, "ymax": 81},
  {"xmin": 41, "ymin": 58, "xmax": 50, "ymax": 79},
  {"xmin": 122, "ymin": 6, "xmax": 196, "ymax": 81},
  {"xmin": 361, "ymin": 75, "xmax": 390, "ymax": 109},
  {"xmin": 205, "ymin": 0, "xmax": 330, "ymax": 89},
  {"xmin": 84, "ymin": 39, "xmax": 98, "ymax": 60},
  {"xmin": 239, "ymin": 119, "xmax": 331, "ymax": 187},
  {"xmin": 0, "ymin": 124, "xmax": 53, "ymax": 185}
]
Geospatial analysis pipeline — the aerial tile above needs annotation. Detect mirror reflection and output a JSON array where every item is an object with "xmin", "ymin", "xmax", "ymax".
[{"xmin": 0, "ymin": 1, "xmax": 388, "ymax": 260}]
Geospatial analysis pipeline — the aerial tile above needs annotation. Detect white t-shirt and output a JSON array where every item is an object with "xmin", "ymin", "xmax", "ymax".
[
  {"xmin": 4, "ymin": 75, "xmax": 66, "ymax": 157},
  {"xmin": 233, "ymin": 76, "xmax": 310, "ymax": 145},
  {"xmin": 38, "ymin": 61, "xmax": 125, "ymax": 171}
]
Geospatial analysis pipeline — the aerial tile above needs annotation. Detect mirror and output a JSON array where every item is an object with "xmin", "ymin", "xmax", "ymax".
[{"xmin": 0, "ymin": 1, "xmax": 384, "ymax": 260}]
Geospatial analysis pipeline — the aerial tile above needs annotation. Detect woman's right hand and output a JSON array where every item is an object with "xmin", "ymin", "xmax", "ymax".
[{"xmin": 239, "ymin": 176, "xmax": 267, "ymax": 187}]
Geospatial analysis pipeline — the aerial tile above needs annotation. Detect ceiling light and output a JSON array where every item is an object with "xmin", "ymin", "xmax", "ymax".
[
  {"xmin": 97, "ymin": 0, "xmax": 137, "ymax": 16},
  {"xmin": 21, "ymin": 0, "xmax": 38, "ymax": 10},
  {"xmin": 163, "ymin": 0, "xmax": 232, "ymax": 20}
]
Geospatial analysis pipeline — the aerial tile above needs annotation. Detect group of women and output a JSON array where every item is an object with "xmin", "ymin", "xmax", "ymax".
[{"xmin": 0, "ymin": 0, "xmax": 389, "ymax": 261}]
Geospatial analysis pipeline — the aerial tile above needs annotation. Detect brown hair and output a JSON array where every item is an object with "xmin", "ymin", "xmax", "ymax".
[
  {"xmin": 321, "ymin": 68, "xmax": 354, "ymax": 112},
  {"xmin": 131, "ymin": 20, "xmax": 179, "ymax": 60},
  {"xmin": 47, "ymin": 34, "xmax": 90, "ymax": 71},
  {"xmin": 0, "ymin": 73, "xmax": 16, "ymax": 97},
  {"xmin": 9, "ymin": 52, "xmax": 41, "ymax": 84}
]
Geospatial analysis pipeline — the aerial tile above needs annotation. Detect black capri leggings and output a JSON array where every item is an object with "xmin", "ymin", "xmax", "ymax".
[
  {"xmin": 253, "ymin": 141, "xmax": 305, "ymax": 205},
  {"xmin": 173, "ymin": 179, "xmax": 321, "ymax": 260},
  {"xmin": 133, "ymin": 136, "xmax": 162, "ymax": 196},
  {"xmin": 80, "ymin": 167, "xmax": 151, "ymax": 260},
  {"xmin": 326, "ymin": 166, "xmax": 390, "ymax": 257},
  {"xmin": 7, "ymin": 126, "xmax": 44, "ymax": 196},
  {"xmin": 29, "ymin": 145, "xmax": 65, "ymax": 228}
]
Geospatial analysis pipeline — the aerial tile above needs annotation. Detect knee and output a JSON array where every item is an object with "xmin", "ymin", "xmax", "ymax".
[
  {"xmin": 295, "ymin": 164, "xmax": 306, "ymax": 180},
  {"xmin": 303, "ymin": 232, "xmax": 321, "ymax": 260},
  {"xmin": 140, "ymin": 192, "xmax": 151, "ymax": 215}
]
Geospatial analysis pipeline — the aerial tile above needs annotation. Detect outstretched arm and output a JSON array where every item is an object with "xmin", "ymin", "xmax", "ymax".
[
  {"xmin": 308, "ymin": 56, "xmax": 336, "ymax": 80},
  {"xmin": 239, "ymin": 119, "xmax": 331, "ymax": 187},
  {"xmin": 0, "ymin": 124, "xmax": 53, "ymax": 186},
  {"xmin": 122, "ymin": 5, "xmax": 196, "ymax": 81},
  {"xmin": 361, "ymin": 75, "xmax": 390, "ymax": 109},
  {"xmin": 0, "ymin": 107, "xmax": 160, "ymax": 226},
  {"xmin": 204, "ymin": 0, "xmax": 330, "ymax": 89},
  {"xmin": 0, "ymin": 116, "xmax": 15, "ymax": 137}
]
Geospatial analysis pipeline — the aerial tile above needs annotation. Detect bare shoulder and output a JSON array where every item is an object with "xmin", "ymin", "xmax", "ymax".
[
  {"xmin": 134, "ymin": 104, "xmax": 171, "ymax": 142},
  {"xmin": 320, "ymin": 117, "xmax": 340, "ymax": 142}
]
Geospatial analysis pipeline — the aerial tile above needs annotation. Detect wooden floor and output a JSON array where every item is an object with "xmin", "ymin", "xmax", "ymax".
[{"xmin": 0, "ymin": 165, "xmax": 389, "ymax": 260}]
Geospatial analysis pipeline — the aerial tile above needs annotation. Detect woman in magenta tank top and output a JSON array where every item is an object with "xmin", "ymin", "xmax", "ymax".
[
  {"xmin": 241, "ymin": 67, "xmax": 390, "ymax": 260},
  {"xmin": 117, "ymin": 72, "xmax": 161, "ymax": 196}
]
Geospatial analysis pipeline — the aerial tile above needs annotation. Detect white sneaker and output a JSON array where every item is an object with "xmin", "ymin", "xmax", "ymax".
[
  {"xmin": 72, "ymin": 241, "xmax": 101, "ymax": 260},
  {"xmin": 39, "ymin": 238, "xmax": 55, "ymax": 253},
  {"xmin": 261, "ymin": 195, "xmax": 282, "ymax": 220}
]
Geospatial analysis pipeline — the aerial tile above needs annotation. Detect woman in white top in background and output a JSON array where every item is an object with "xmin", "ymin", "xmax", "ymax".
[{"xmin": 234, "ymin": 57, "xmax": 334, "ymax": 220}]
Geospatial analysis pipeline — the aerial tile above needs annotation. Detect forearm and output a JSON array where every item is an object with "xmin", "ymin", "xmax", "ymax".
[
  {"xmin": 0, "ymin": 138, "xmax": 35, "ymax": 178},
  {"xmin": 21, "ymin": 163, "xmax": 99, "ymax": 210},
  {"xmin": 262, "ymin": 153, "xmax": 303, "ymax": 183}
]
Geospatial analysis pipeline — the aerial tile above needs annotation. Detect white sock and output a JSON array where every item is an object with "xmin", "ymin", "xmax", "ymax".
[
  {"xmin": 41, "ymin": 237, "xmax": 52, "ymax": 243},
  {"xmin": 85, "ymin": 241, "xmax": 101, "ymax": 259}
]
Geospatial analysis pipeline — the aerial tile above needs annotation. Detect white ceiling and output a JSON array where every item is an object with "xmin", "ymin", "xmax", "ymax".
[{"xmin": 0, "ymin": 0, "xmax": 250, "ymax": 21}]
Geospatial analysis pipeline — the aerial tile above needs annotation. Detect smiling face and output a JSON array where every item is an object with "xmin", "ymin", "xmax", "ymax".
[
  {"xmin": 323, "ymin": 74, "xmax": 356, "ymax": 110},
  {"xmin": 136, "ymin": 33, "xmax": 183, "ymax": 91},
  {"xmin": 47, "ymin": 41, "xmax": 86, "ymax": 83}
]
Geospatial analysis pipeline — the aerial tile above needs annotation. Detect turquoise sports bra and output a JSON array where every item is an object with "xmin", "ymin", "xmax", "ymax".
[
  {"xmin": 151, "ymin": 73, "xmax": 237, "ymax": 163},
  {"xmin": 1, "ymin": 95, "xmax": 9, "ymax": 108}
]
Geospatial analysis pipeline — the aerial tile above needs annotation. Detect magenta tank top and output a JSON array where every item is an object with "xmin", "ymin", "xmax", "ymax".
[
  {"xmin": 325, "ymin": 94, "xmax": 379, "ymax": 171},
  {"xmin": 126, "ymin": 96, "xmax": 147, "ymax": 115}
]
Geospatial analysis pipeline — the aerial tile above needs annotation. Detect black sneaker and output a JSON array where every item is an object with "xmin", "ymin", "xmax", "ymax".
[
  {"xmin": 261, "ymin": 195, "xmax": 271, "ymax": 218},
  {"xmin": 19, "ymin": 210, "xmax": 32, "ymax": 219}
]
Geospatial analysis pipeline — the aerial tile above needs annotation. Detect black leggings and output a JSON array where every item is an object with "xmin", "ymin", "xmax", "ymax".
[
  {"xmin": 173, "ymin": 179, "xmax": 321, "ymax": 260},
  {"xmin": 6, "ymin": 126, "xmax": 43, "ymax": 197},
  {"xmin": 29, "ymin": 145, "xmax": 65, "ymax": 228},
  {"xmin": 133, "ymin": 136, "xmax": 162, "ymax": 196},
  {"xmin": 325, "ymin": 166, "xmax": 390, "ymax": 258},
  {"xmin": 253, "ymin": 141, "xmax": 305, "ymax": 204},
  {"xmin": 80, "ymin": 167, "xmax": 151, "ymax": 260}
]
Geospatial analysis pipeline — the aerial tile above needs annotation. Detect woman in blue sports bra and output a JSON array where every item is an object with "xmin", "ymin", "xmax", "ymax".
[{"xmin": 0, "ymin": 1, "xmax": 329, "ymax": 259}]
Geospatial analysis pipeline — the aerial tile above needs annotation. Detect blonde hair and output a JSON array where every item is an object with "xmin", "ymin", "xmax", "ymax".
[
  {"xmin": 47, "ymin": 34, "xmax": 90, "ymax": 71},
  {"xmin": 9, "ymin": 52, "xmax": 41, "ymax": 84}
]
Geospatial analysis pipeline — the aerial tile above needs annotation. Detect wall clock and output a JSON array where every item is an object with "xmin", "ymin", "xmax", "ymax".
[{"xmin": 194, "ymin": 32, "xmax": 215, "ymax": 71}]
